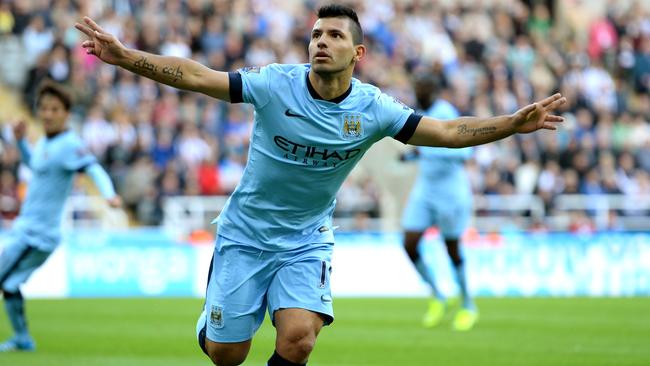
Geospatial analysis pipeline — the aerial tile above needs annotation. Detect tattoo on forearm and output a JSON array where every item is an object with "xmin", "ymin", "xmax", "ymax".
[
  {"xmin": 457, "ymin": 124, "xmax": 497, "ymax": 137},
  {"xmin": 162, "ymin": 65, "xmax": 183, "ymax": 82},
  {"xmin": 133, "ymin": 57, "xmax": 157, "ymax": 74},
  {"xmin": 133, "ymin": 57, "xmax": 184, "ymax": 84}
]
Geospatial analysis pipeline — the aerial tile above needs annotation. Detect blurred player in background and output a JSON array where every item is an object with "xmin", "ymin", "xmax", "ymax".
[
  {"xmin": 0, "ymin": 82, "xmax": 121, "ymax": 352},
  {"xmin": 401, "ymin": 73, "xmax": 477, "ymax": 331},
  {"xmin": 76, "ymin": 4, "xmax": 564, "ymax": 366}
]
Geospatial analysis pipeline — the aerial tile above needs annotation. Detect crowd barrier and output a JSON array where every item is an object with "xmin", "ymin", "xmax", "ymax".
[{"xmin": 1, "ymin": 229, "xmax": 648, "ymax": 298}]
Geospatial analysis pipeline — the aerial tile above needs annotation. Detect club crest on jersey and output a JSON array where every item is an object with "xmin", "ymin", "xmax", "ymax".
[
  {"xmin": 341, "ymin": 113, "xmax": 364, "ymax": 140},
  {"xmin": 210, "ymin": 305, "xmax": 224, "ymax": 328}
]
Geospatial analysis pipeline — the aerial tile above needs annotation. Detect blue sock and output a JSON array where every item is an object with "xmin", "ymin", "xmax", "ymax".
[
  {"xmin": 3, "ymin": 291, "xmax": 30, "ymax": 341},
  {"xmin": 452, "ymin": 263, "xmax": 474, "ymax": 310},
  {"xmin": 414, "ymin": 258, "xmax": 444, "ymax": 301}
]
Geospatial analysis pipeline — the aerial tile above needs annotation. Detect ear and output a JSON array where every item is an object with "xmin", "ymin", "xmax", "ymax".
[{"xmin": 354, "ymin": 44, "xmax": 366, "ymax": 62}]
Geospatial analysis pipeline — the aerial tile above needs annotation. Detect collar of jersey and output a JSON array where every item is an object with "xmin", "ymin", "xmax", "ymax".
[
  {"xmin": 305, "ymin": 71, "xmax": 352, "ymax": 104},
  {"xmin": 45, "ymin": 129, "xmax": 69, "ymax": 140}
]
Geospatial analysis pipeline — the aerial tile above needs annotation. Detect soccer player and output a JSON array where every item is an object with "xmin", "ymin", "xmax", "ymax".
[
  {"xmin": 76, "ymin": 4, "xmax": 565, "ymax": 366},
  {"xmin": 0, "ymin": 82, "xmax": 122, "ymax": 352},
  {"xmin": 401, "ymin": 73, "xmax": 477, "ymax": 331}
]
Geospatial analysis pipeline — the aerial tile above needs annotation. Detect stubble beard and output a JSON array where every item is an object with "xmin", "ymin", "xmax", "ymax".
[{"xmin": 311, "ymin": 57, "xmax": 356, "ymax": 79}]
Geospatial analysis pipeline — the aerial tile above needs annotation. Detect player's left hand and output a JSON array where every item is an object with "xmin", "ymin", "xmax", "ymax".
[
  {"xmin": 511, "ymin": 93, "xmax": 566, "ymax": 134},
  {"xmin": 13, "ymin": 120, "xmax": 27, "ymax": 141},
  {"xmin": 107, "ymin": 195, "xmax": 123, "ymax": 208}
]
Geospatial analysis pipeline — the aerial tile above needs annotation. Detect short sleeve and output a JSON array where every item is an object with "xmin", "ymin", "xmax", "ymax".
[
  {"xmin": 376, "ymin": 93, "xmax": 421, "ymax": 143},
  {"xmin": 235, "ymin": 65, "xmax": 273, "ymax": 108},
  {"xmin": 63, "ymin": 138, "xmax": 97, "ymax": 171}
]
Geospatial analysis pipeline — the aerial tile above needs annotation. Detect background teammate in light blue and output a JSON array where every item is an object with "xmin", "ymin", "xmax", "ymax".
[
  {"xmin": 77, "ymin": 4, "xmax": 566, "ymax": 366},
  {"xmin": 0, "ymin": 82, "xmax": 121, "ymax": 352},
  {"xmin": 401, "ymin": 73, "xmax": 477, "ymax": 331}
]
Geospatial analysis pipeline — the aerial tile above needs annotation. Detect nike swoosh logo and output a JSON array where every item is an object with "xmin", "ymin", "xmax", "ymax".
[
  {"xmin": 285, "ymin": 109, "xmax": 305, "ymax": 118},
  {"xmin": 321, "ymin": 295, "xmax": 332, "ymax": 303}
]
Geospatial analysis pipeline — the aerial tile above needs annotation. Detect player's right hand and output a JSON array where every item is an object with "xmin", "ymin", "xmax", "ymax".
[
  {"xmin": 511, "ymin": 93, "xmax": 566, "ymax": 134},
  {"xmin": 13, "ymin": 120, "xmax": 26, "ymax": 141},
  {"xmin": 75, "ymin": 16, "xmax": 126, "ymax": 65},
  {"xmin": 107, "ymin": 195, "xmax": 123, "ymax": 209}
]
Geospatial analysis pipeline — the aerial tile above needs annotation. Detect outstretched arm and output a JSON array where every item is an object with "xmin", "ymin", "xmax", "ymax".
[
  {"xmin": 407, "ymin": 94, "xmax": 566, "ymax": 148},
  {"xmin": 84, "ymin": 163, "xmax": 122, "ymax": 208},
  {"xmin": 75, "ymin": 17, "xmax": 231, "ymax": 101},
  {"xmin": 13, "ymin": 120, "xmax": 32, "ymax": 167}
]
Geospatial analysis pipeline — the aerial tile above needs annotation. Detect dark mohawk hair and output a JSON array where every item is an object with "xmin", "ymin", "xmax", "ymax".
[{"xmin": 317, "ymin": 4, "xmax": 364, "ymax": 45}]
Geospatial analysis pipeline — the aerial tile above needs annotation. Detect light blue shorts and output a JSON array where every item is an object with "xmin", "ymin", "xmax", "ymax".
[
  {"xmin": 196, "ymin": 235, "xmax": 334, "ymax": 343},
  {"xmin": 401, "ymin": 190, "xmax": 472, "ymax": 240},
  {"xmin": 0, "ymin": 232, "xmax": 52, "ymax": 293}
]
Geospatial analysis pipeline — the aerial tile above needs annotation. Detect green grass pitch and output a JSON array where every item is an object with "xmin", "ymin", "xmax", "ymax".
[{"xmin": 0, "ymin": 297, "xmax": 648, "ymax": 365}]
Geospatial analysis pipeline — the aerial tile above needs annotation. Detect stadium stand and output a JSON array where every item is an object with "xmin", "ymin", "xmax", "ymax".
[{"xmin": 0, "ymin": 0, "xmax": 649, "ymax": 233}]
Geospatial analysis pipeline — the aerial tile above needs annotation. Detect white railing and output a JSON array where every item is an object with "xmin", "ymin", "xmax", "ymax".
[
  {"xmin": 161, "ymin": 195, "xmax": 230, "ymax": 237},
  {"xmin": 160, "ymin": 194, "xmax": 650, "ymax": 234},
  {"xmin": 4, "ymin": 194, "xmax": 647, "ymax": 235},
  {"xmin": 553, "ymin": 194, "xmax": 650, "ymax": 231},
  {"xmin": 61, "ymin": 195, "xmax": 130, "ymax": 230},
  {"xmin": 473, "ymin": 194, "xmax": 546, "ymax": 232}
]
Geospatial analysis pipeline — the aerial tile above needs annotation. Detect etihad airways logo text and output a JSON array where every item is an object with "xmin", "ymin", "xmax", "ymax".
[{"xmin": 274, "ymin": 136, "xmax": 361, "ymax": 168}]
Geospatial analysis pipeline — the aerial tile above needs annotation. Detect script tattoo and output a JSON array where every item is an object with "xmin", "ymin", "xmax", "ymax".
[
  {"xmin": 457, "ymin": 124, "xmax": 497, "ymax": 136},
  {"xmin": 162, "ymin": 65, "xmax": 184, "ymax": 82},
  {"xmin": 133, "ymin": 57, "xmax": 157, "ymax": 74}
]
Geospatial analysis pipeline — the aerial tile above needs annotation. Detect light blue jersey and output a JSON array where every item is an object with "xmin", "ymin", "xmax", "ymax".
[
  {"xmin": 402, "ymin": 99, "xmax": 473, "ymax": 238},
  {"xmin": 415, "ymin": 99, "xmax": 472, "ymax": 194},
  {"xmin": 13, "ymin": 130, "xmax": 97, "ymax": 251},
  {"xmin": 216, "ymin": 64, "xmax": 418, "ymax": 250},
  {"xmin": 197, "ymin": 64, "xmax": 419, "ymax": 346}
]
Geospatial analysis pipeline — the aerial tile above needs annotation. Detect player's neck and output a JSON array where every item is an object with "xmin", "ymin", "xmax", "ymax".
[
  {"xmin": 308, "ymin": 70, "xmax": 352, "ymax": 101},
  {"xmin": 45, "ymin": 128, "xmax": 68, "ymax": 139}
]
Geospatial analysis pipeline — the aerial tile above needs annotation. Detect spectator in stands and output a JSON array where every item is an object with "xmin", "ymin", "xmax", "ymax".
[
  {"xmin": 21, "ymin": 15, "xmax": 53, "ymax": 66},
  {"xmin": 0, "ymin": 3, "xmax": 14, "ymax": 35},
  {"xmin": 634, "ymin": 36, "xmax": 650, "ymax": 93}
]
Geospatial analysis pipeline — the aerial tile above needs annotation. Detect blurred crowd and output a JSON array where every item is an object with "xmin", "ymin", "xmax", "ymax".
[{"xmin": 0, "ymin": 0, "xmax": 649, "ymax": 230}]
